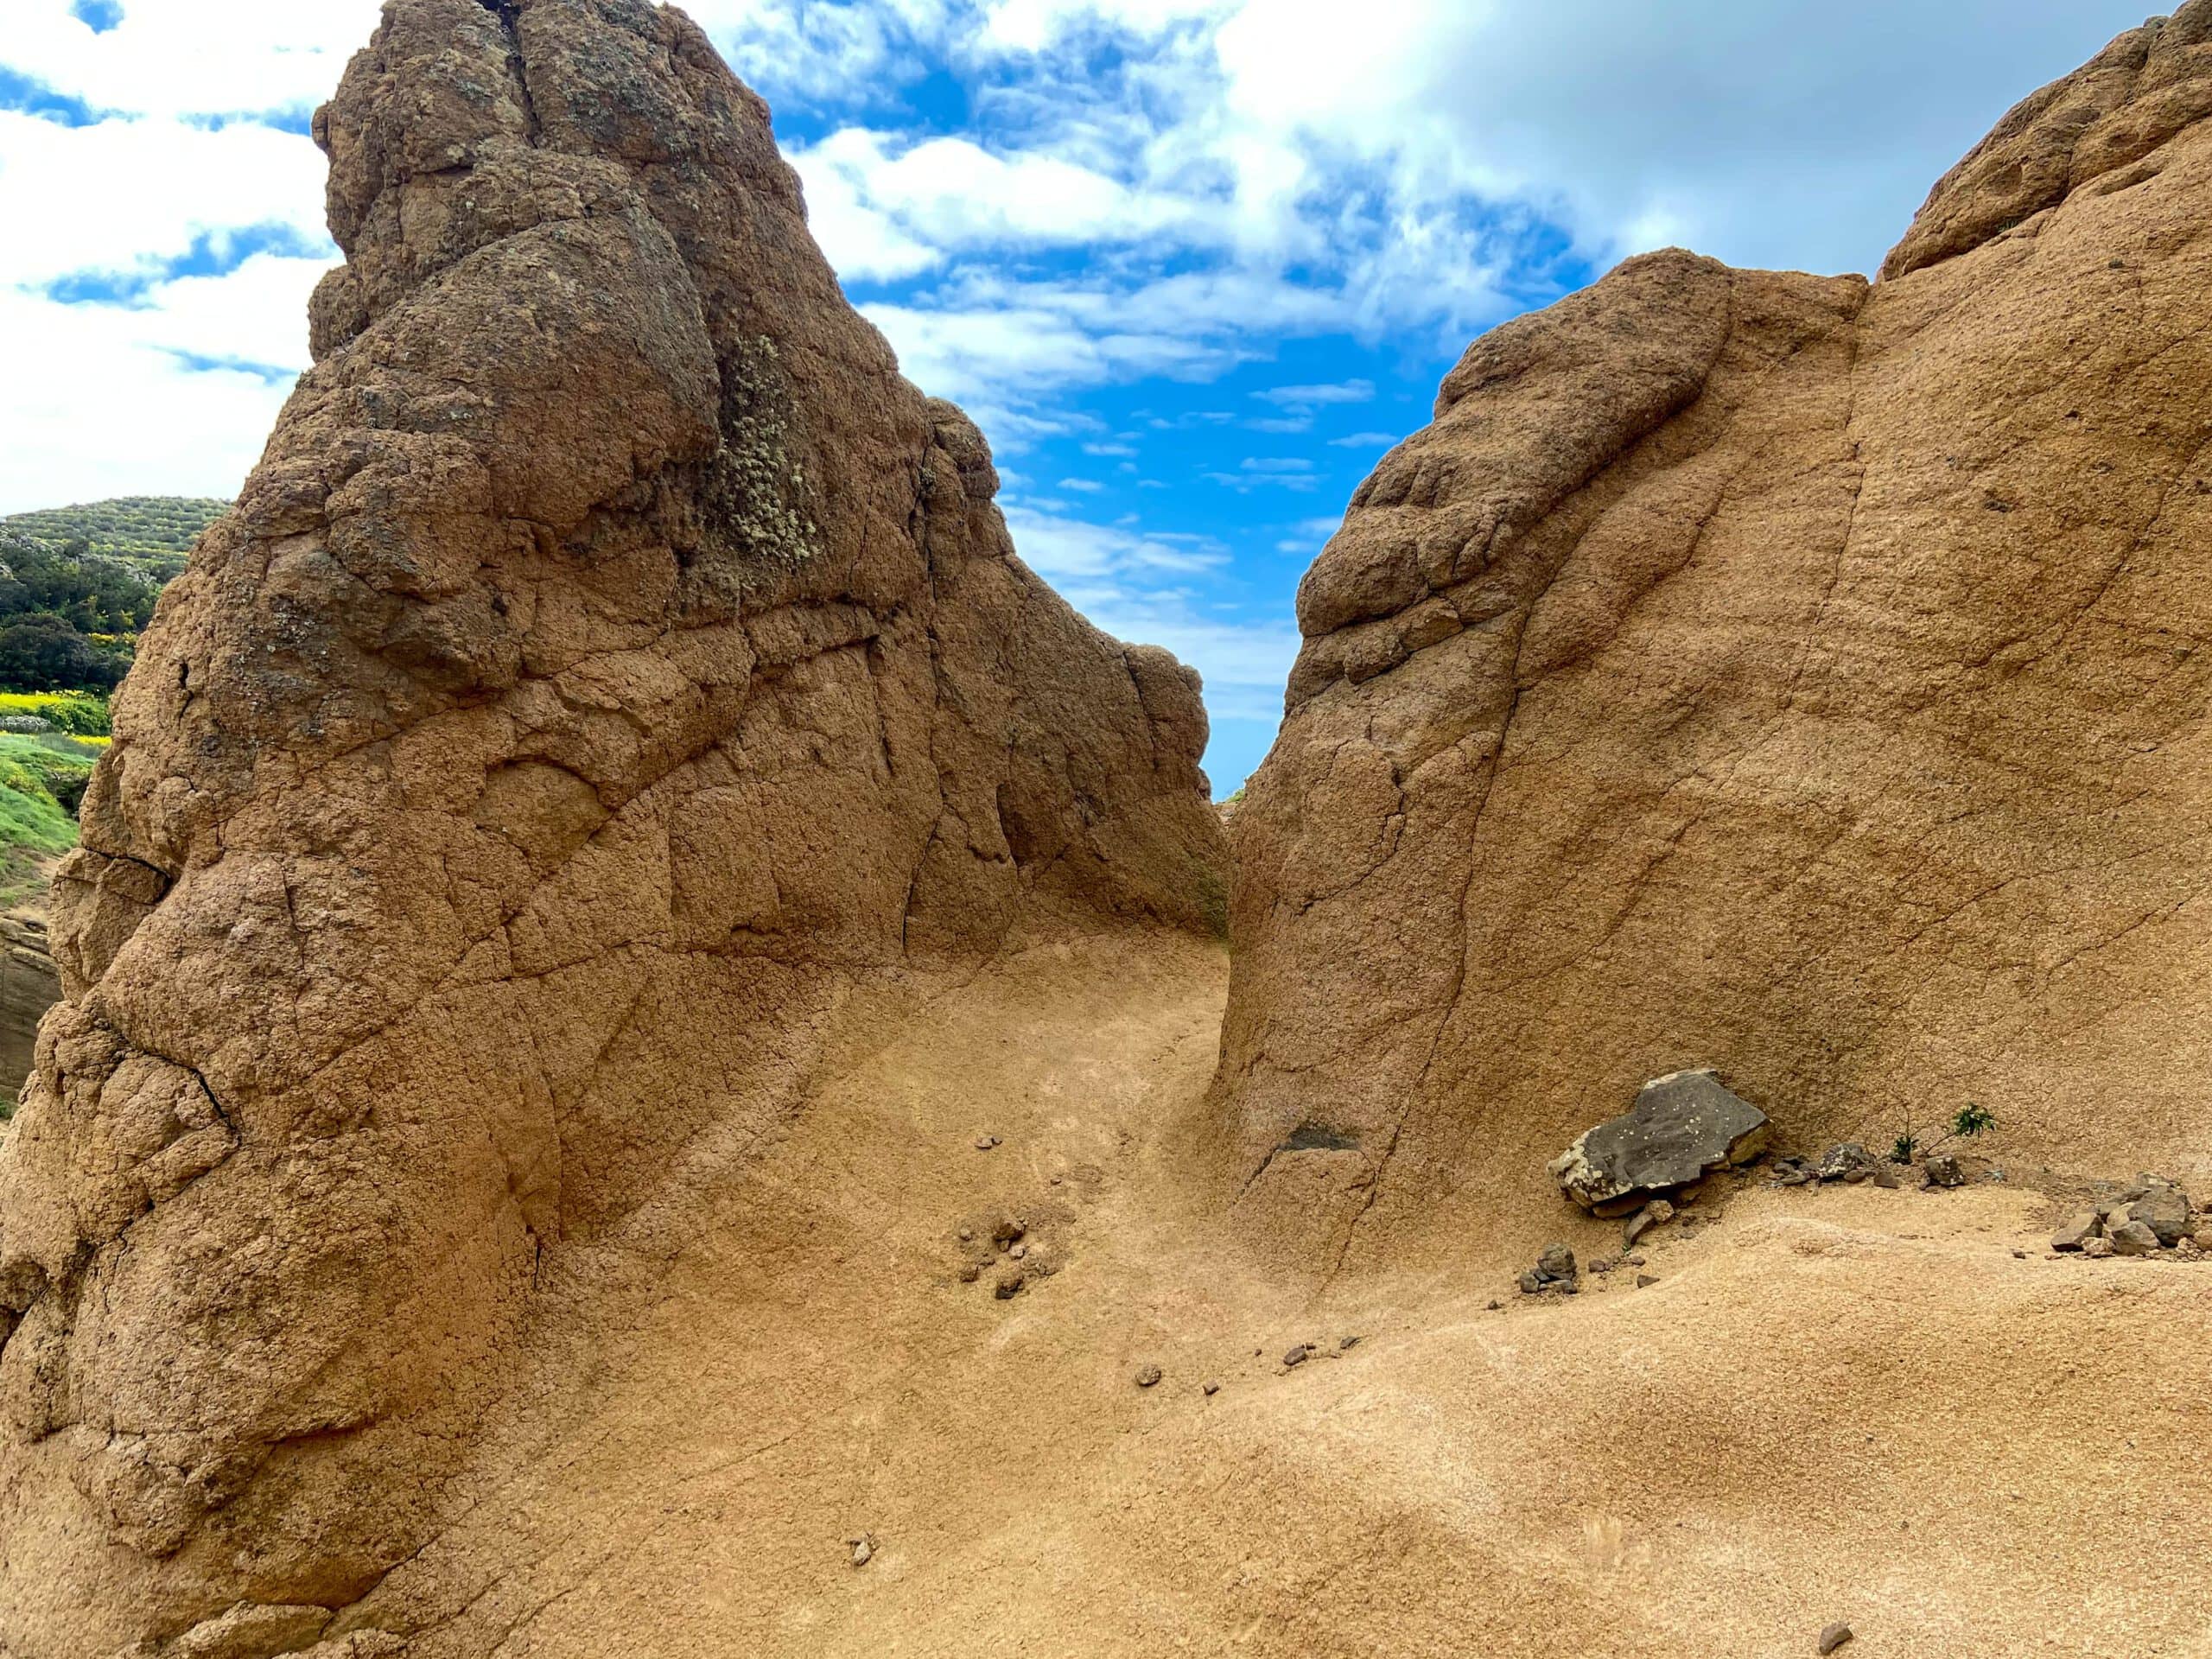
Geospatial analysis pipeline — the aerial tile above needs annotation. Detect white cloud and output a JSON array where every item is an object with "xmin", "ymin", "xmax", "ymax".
[
  {"xmin": 0, "ymin": 109, "xmax": 330, "ymax": 288},
  {"xmin": 0, "ymin": 276, "xmax": 306, "ymax": 513},
  {"xmin": 689, "ymin": 0, "xmax": 960, "ymax": 104},
  {"xmin": 1254, "ymin": 378, "xmax": 1373, "ymax": 406},
  {"xmin": 794, "ymin": 127, "xmax": 1203, "ymax": 276},
  {"xmin": 4, "ymin": 0, "xmax": 380, "ymax": 119},
  {"xmin": 1330, "ymin": 430, "xmax": 1399, "ymax": 448},
  {"xmin": 1002, "ymin": 505, "xmax": 1224, "ymax": 579},
  {"xmin": 1196, "ymin": 0, "xmax": 2155, "ymax": 276}
]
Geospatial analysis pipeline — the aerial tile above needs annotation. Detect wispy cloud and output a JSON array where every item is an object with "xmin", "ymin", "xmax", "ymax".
[{"xmin": 1253, "ymin": 378, "xmax": 1376, "ymax": 407}]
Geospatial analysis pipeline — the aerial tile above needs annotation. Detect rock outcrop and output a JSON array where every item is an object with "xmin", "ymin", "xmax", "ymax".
[
  {"xmin": 1547, "ymin": 1069, "xmax": 1768, "ymax": 1216},
  {"xmin": 1217, "ymin": 3, "xmax": 2212, "ymax": 1270},
  {"xmin": 0, "ymin": 1, "xmax": 1223, "ymax": 1649}
]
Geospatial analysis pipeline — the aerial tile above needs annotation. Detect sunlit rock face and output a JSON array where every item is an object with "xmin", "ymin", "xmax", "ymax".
[
  {"xmin": 1217, "ymin": 3, "xmax": 2212, "ymax": 1273},
  {"xmin": 0, "ymin": 2, "xmax": 1225, "ymax": 1648}
]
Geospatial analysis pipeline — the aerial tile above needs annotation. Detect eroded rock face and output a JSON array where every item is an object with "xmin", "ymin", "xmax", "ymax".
[
  {"xmin": 0, "ymin": 0, "xmax": 1223, "ymax": 1647},
  {"xmin": 1218, "ymin": 3, "xmax": 2212, "ymax": 1269}
]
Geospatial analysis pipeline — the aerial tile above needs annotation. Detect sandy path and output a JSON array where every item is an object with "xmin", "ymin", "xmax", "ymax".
[{"xmin": 337, "ymin": 930, "xmax": 2212, "ymax": 1659}]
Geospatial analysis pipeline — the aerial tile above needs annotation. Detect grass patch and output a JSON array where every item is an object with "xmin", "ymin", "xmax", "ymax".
[
  {"xmin": 0, "ymin": 690, "xmax": 111, "ymax": 734},
  {"xmin": 0, "ymin": 730, "xmax": 99, "ymax": 905}
]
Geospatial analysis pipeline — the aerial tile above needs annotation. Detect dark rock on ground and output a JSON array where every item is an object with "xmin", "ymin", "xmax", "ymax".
[
  {"xmin": 1549, "ymin": 1070, "xmax": 1770, "ymax": 1215},
  {"xmin": 1135, "ymin": 1365, "xmax": 1162, "ymax": 1389},
  {"xmin": 2107, "ymin": 1219, "xmax": 2161, "ymax": 1256},
  {"xmin": 2126, "ymin": 1181, "xmax": 2192, "ymax": 1247},
  {"xmin": 1922, "ymin": 1154, "xmax": 1967, "ymax": 1188},
  {"xmin": 1819, "ymin": 1623, "xmax": 1854, "ymax": 1655},
  {"xmin": 2050, "ymin": 1211, "xmax": 2101, "ymax": 1252},
  {"xmin": 1815, "ymin": 1143, "xmax": 1880, "ymax": 1183},
  {"xmin": 1519, "ymin": 1243, "xmax": 1580, "ymax": 1296}
]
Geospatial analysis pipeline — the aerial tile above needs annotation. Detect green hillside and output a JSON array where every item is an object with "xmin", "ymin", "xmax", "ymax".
[
  {"xmin": 0, "ymin": 497, "xmax": 213, "ymax": 888},
  {"xmin": 1, "ymin": 495, "xmax": 228, "ymax": 584}
]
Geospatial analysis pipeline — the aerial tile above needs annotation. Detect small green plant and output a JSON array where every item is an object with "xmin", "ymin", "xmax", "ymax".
[{"xmin": 1886, "ymin": 1102, "xmax": 1997, "ymax": 1163}]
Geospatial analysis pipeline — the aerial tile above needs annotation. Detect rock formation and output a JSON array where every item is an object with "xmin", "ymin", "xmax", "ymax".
[
  {"xmin": 0, "ymin": 1, "xmax": 1223, "ymax": 1649},
  {"xmin": 1547, "ymin": 1069, "xmax": 1768, "ymax": 1216},
  {"xmin": 1218, "ymin": 3, "xmax": 2212, "ymax": 1270}
]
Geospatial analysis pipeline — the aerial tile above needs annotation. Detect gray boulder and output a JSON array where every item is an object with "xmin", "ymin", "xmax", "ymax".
[
  {"xmin": 2107, "ymin": 1219, "xmax": 2161, "ymax": 1257},
  {"xmin": 1921, "ymin": 1153, "xmax": 1967, "ymax": 1188},
  {"xmin": 2050, "ymin": 1211, "xmax": 2101, "ymax": 1252},
  {"xmin": 1815, "ymin": 1142, "xmax": 1880, "ymax": 1183},
  {"xmin": 1549, "ymin": 1069, "xmax": 1770, "ymax": 1215},
  {"xmin": 2126, "ymin": 1181, "xmax": 2193, "ymax": 1248}
]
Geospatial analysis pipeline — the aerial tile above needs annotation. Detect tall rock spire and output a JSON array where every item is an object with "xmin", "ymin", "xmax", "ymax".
[{"xmin": 0, "ymin": 3, "xmax": 1224, "ymax": 1648}]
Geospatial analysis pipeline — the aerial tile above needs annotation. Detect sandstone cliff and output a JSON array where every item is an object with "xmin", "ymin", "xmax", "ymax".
[
  {"xmin": 0, "ymin": 1, "xmax": 1223, "ymax": 1649},
  {"xmin": 1218, "ymin": 3, "xmax": 2212, "ymax": 1273}
]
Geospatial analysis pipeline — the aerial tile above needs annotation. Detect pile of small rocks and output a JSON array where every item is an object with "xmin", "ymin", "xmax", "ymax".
[
  {"xmin": 953, "ymin": 1212, "xmax": 1053, "ymax": 1298},
  {"xmin": 1517, "ymin": 1243, "xmax": 1580, "ymax": 1296},
  {"xmin": 1768, "ymin": 1142, "xmax": 1996, "ymax": 1192},
  {"xmin": 2051, "ymin": 1175, "xmax": 2207, "ymax": 1260}
]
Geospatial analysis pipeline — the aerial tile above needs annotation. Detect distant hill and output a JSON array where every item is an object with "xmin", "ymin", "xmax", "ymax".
[
  {"xmin": 0, "ymin": 495, "xmax": 228, "ymax": 583},
  {"xmin": 0, "ymin": 499, "xmax": 210, "ymax": 911}
]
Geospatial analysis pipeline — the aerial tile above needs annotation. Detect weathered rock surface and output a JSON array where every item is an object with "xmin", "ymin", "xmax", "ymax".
[
  {"xmin": 1548, "ymin": 1069, "xmax": 1769, "ymax": 1214},
  {"xmin": 1217, "ymin": 2, "xmax": 2212, "ymax": 1270},
  {"xmin": 0, "ymin": 910, "xmax": 58, "ymax": 1105},
  {"xmin": 0, "ymin": 1, "xmax": 1223, "ymax": 1649}
]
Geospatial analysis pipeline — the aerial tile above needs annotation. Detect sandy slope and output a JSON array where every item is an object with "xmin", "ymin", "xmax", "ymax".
[{"xmin": 291, "ymin": 929, "xmax": 2212, "ymax": 1659}]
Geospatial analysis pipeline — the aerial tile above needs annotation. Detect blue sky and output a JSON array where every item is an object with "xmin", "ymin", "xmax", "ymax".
[{"xmin": 0, "ymin": 0, "xmax": 2158, "ymax": 788}]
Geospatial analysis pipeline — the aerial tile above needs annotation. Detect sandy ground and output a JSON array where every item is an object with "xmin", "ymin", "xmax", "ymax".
[{"xmin": 327, "ymin": 929, "xmax": 2212, "ymax": 1659}]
